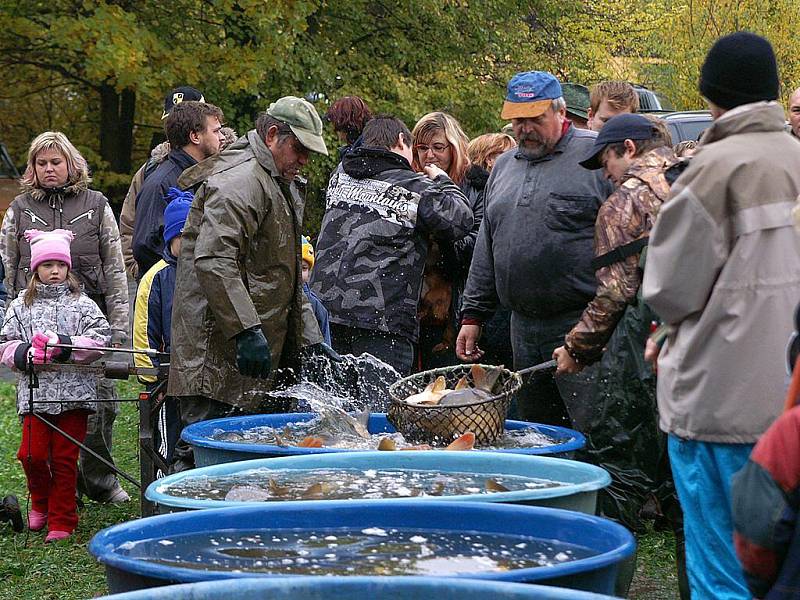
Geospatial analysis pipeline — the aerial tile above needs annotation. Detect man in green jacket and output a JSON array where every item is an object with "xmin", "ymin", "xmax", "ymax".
[{"xmin": 168, "ymin": 96, "xmax": 329, "ymax": 471}]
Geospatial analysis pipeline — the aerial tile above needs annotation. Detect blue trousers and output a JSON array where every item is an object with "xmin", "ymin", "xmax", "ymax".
[{"xmin": 668, "ymin": 435, "xmax": 752, "ymax": 600}]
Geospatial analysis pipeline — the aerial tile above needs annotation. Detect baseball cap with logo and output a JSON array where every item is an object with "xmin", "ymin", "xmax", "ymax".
[
  {"xmin": 579, "ymin": 113, "xmax": 658, "ymax": 170},
  {"xmin": 501, "ymin": 71, "xmax": 563, "ymax": 120},
  {"xmin": 266, "ymin": 96, "xmax": 329, "ymax": 156},
  {"xmin": 162, "ymin": 86, "xmax": 205, "ymax": 120}
]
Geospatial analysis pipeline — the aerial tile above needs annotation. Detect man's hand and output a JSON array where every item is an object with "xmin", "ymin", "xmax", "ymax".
[
  {"xmin": 423, "ymin": 164, "xmax": 447, "ymax": 180},
  {"xmin": 456, "ymin": 324, "xmax": 484, "ymax": 362},
  {"xmin": 235, "ymin": 327, "xmax": 272, "ymax": 379},
  {"xmin": 644, "ymin": 338, "xmax": 661, "ymax": 371},
  {"xmin": 553, "ymin": 346, "xmax": 582, "ymax": 375}
]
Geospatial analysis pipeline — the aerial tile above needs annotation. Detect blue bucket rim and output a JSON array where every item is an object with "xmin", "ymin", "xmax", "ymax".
[
  {"xmin": 181, "ymin": 413, "xmax": 586, "ymax": 456},
  {"xmin": 96, "ymin": 575, "xmax": 618, "ymax": 599},
  {"xmin": 145, "ymin": 451, "xmax": 610, "ymax": 510},
  {"xmin": 89, "ymin": 501, "xmax": 635, "ymax": 585}
]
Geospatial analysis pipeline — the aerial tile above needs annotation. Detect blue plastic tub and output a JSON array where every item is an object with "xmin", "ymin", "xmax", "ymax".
[
  {"xmin": 183, "ymin": 413, "xmax": 585, "ymax": 466},
  {"xmin": 96, "ymin": 576, "xmax": 620, "ymax": 599},
  {"xmin": 90, "ymin": 501, "xmax": 634, "ymax": 595},
  {"xmin": 146, "ymin": 451, "xmax": 610, "ymax": 514}
]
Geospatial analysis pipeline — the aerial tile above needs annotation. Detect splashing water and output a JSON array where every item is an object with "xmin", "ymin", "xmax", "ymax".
[{"xmin": 239, "ymin": 352, "xmax": 399, "ymax": 415}]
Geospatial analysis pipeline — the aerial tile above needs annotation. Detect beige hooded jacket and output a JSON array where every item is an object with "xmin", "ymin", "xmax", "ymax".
[{"xmin": 643, "ymin": 102, "xmax": 800, "ymax": 443}]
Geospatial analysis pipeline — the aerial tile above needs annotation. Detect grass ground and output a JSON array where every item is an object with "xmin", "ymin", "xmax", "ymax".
[{"xmin": 0, "ymin": 378, "xmax": 681, "ymax": 599}]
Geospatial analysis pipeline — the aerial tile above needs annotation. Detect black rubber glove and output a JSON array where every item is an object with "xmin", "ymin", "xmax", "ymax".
[
  {"xmin": 309, "ymin": 342, "xmax": 343, "ymax": 362},
  {"xmin": 235, "ymin": 327, "xmax": 272, "ymax": 379}
]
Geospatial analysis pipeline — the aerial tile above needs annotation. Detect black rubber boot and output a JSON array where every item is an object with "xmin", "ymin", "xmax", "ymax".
[{"xmin": 0, "ymin": 495, "xmax": 24, "ymax": 533}]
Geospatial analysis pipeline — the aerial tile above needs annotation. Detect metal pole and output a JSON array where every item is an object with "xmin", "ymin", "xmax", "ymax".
[
  {"xmin": 48, "ymin": 343, "xmax": 168, "ymax": 359},
  {"xmin": 32, "ymin": 412, "xmax": 141, "ymax": 489}
]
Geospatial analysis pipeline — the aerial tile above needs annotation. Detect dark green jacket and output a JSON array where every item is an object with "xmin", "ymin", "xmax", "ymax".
[{"xmin": 168, "ymin": 130, "xmax": 321, "ymax": 408}]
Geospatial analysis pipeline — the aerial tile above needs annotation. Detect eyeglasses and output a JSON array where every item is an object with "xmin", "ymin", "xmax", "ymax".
[{"xmin": 416, "ymin": 143, "xmax": 450, "ymax": 154}]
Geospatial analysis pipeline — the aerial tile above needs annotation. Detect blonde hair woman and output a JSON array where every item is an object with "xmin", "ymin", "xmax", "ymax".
[
  {"xmin": 411, "ymin": 113, "xmax": 486, "ymax": 369},
  {"xmin": 1, "ymin": 130, "xmax": 130, "ymax": 505}
]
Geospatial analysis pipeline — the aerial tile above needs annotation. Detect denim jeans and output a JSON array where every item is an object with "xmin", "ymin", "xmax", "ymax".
[
  {"xmin": 509, "ymin": 310, "xmax": 598, "ymax": 428},
  {"xmin": 330, "ymin": 324, "xmax": 415, "ymax": 376}
]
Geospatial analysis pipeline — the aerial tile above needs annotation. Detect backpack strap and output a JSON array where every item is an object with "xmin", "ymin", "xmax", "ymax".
[{"xmin": 591, "ymin": 237, "xmax": 649, "ymax": 271}]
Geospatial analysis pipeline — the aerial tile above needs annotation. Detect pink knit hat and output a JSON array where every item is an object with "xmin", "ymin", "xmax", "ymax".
[{"xmin": 24, "ymin": 229, "xmax": 74, "ymax": 271}]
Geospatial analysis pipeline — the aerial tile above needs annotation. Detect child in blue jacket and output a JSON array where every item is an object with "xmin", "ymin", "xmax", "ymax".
[{"xmin": 133, "ymin": 188, "xmax": 192, "ymax": 472}]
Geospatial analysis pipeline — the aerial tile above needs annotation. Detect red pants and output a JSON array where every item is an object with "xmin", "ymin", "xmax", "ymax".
[{"xmin": 17, "ymin": 410, "xmax": 89, "ymax": 533}]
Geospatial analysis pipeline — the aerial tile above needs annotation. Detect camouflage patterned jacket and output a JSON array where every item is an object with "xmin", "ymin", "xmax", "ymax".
[
  {"xmin": 0, "ymin": 185, "xmax": 129, "ymax": 344},
  {"xmin": 310, "ymin": 146, "xmax": 473, "ymax": 343},
  {"xmin": 564, "ymin": 145, "xmax": 678, "ymax": 364},
  {"xmin": 0, "ymin": 283, "xmax": 110, "ymax": 415}
]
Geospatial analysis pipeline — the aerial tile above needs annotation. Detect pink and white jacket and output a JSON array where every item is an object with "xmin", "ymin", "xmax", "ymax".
[{"xmin": 0, "ymin": 282, "xmax": 110, "ymax": 415}]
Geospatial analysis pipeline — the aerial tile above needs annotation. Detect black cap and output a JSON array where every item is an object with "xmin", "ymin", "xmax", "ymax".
[
  {"xmin": 579, "ymin": 113, "xmax": 657, "ymax": 170},
  {"xmin": 162, "ymin": 86, "xmax": 205, "ymax": 120},
  {"xmin": 699, "ymin": 32, "xmax": 778, "ymax": 110}
]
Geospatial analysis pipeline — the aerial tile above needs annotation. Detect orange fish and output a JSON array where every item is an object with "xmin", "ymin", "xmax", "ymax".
[
  {"xmin": 297, "ymin": 436, "xmax": 324, "ymax": 448},
  {"xmin": 445, "ymin": 431, "xmax": 475, "ymax": 450},
  {"xmin": 399, "ymin": 444, "xmax": 433, "ymax": 451}
]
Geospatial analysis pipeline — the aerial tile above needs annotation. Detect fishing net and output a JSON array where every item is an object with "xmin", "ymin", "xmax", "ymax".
[{"xmin": 387, "ymin": 364, "xmax": 522, "ymax": 445}]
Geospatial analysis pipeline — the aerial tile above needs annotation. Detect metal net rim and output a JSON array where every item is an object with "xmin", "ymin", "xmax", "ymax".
[{"xmin": 388, "ymin": 363, "xmax": 523, "ymax": 410}]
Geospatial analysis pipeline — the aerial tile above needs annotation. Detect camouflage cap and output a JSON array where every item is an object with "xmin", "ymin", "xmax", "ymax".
[
  {"xmin": 562, "ymin": 83, "xmax": 590, "ymax": 120},
  {"xmin": 267, "ymin": 96, "xmax": 329, "ymax": 156}
]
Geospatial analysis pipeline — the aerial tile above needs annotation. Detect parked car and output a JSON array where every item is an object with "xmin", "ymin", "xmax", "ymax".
[
  {"xmin": 633, "ymin": 85, "xmax": 675, "ymax": 112},
  {"xmin": 658, "ymin": 110, "xmax": 713, "ymax": 143},
  {"xmin": 0, "ymin": 144, "xmax": 20, "ymax": 222}
]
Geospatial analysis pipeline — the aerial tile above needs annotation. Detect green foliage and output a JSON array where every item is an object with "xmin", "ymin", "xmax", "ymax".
[
  {"xmin": 2, "ymin": 0, "xmax": 798, "ymax": 219},
  {"xmin": 0, "ymin": 379, "xmax": 142, "ymax": 600}
]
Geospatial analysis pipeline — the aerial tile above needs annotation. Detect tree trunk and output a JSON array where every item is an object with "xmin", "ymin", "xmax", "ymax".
[{"xmin": 99, "ymin": 83, "xmax": 135, "ymax": 173}]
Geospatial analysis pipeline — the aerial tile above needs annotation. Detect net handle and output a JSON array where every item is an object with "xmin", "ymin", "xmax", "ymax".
[{"xmin": 515, "ymin": 359, "xmax": 557, "ymax": 379}]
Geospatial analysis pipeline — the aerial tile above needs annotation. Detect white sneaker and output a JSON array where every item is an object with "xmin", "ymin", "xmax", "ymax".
[{"xmin": 107, "ymin": 487, "xmax": 130, "ymax": 504}]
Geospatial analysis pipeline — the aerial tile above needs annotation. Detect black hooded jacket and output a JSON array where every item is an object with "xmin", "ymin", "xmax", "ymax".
[{"xmin": 310, "ymin": 146, "xmax": 473, "ymax": 342}]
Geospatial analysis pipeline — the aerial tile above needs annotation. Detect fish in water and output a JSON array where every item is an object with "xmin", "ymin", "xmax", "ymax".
[
  {"xmin": 377, "ymin": 437, "xmax": 433, "ymax": 451},
  {"xmin": 485, "ymin": 478, "xmax": 510, "ymax": 493},
  {"xmin": 378, "ymin": 437, "xmax": 397, "ymax": 451},
  {"xmin": 268, "ymin": 479, "xmax": 290, "ymax": 497},
  {"xmin": 297, "ymin": 436, "xmax": 324, "ymax": 448},
  {"xmin": 313, "ymin": 408, "xmax": 371, "ymax": 440},
  {"xmin": 445, "ymin": 431, "xmax": 475, "ymax": 450},
  {"xmin": 301, "ymin": 482, "xmax": 335, "ymax": 499},
  {"xmin": 224, "ymin": 485, "xmax": 273, "ymax": 502},
  {"xmin": 216, "ymin": 431, "xmax": 245, "ymax": 442}
]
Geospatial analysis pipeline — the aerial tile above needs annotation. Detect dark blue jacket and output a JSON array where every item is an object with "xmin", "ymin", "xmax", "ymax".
[
  {"xmin": 304, "ymin": 282, "xmax": 331, "ymax": 345},
  {"xmin": 133, "ymin": 247, "xmax": 177, "ymax": 383},
  {"xmin": 132, "ymin": 148, "xmax": 196, "ymax": 276}
]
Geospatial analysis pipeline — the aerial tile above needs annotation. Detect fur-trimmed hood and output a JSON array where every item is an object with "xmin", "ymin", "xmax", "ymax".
[{"xmin": 21, "ymin": 180, "xmax": 88, "ymax": 203}]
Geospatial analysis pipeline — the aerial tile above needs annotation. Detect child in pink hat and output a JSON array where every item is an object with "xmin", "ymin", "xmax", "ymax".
[{"xmin": 0, "ymin": 229, "xmax": 110, "ymax": 542}]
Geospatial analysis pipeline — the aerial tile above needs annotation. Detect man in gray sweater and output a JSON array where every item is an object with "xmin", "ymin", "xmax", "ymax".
[{"xmin": 456, "ymin": 70, "xmax": 613, "ymax": 427}]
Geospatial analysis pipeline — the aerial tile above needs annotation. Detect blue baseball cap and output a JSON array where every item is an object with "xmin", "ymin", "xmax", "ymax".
[
  {"xmin": 579, "ymin": 113, "xmax": 659, "ymax": 170},
  {"xmin": 501, "ymin": 71, "xmax": 563, "ymax": 120}
]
